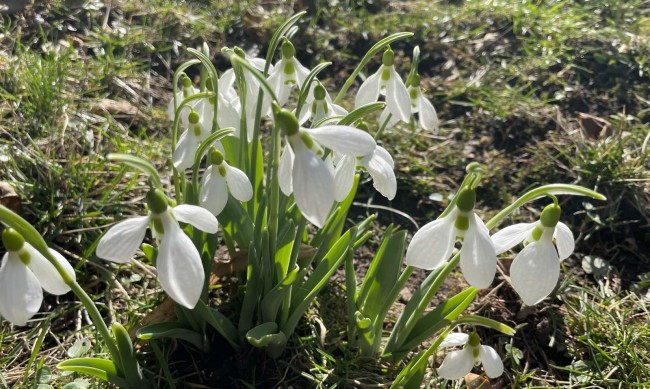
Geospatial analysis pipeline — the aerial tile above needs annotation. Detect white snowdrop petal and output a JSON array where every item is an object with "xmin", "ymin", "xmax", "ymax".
[
  {"xmin": 460, "ymin": 215, "xmax": 497, "ymax": 289},
  {"xmin": 173, "ymin": 204, "xmax": 219, "ymax": 234},
  {"xmin": 406, "ymin": 212, "xmax": 457, "ymax": 270},
  {"xmin": 96, "ymin": 216, "xmax": 149, "ymax": 263},
  {"xmin": 355, "ymin": 71, "xmax": 381, "ymax": 108},
  {"xmin": 267, "ymin": 66, "xmax": 287, "ymax": 106},
  {"xmin": 278, "ymin": 144, "xmax": 295, "ymax": 195},
  {"xmin": 25, "ymin": 245, "xmax": 72, "ymax": 295},
  {"xmin": 224, "ymin": 164, "xmax": 253, "ymax": 202},
  {"xmin": 307, "ymin": 125, "xmax": 376, "ymax": 156},
  {"xmin": 554, "ymin": 222, "xmax": 575, "ymax": 261},
  {"xmin": 363, "ymin": 150, "xmax": 397, "ymax": 200},
  {"xmin": 439, "ymin": 332, "xmax": 470, "ymax": 349},
  {"xmin": 437, "ymin": 348, "xmax": 474, "ymax": 380},
  {"xmin": 418, "ymin": 91, "xmax": 439, "ymax": 132},
  {"xmin": 173, "ymin": 129, "xmax": 201, "ymax": 171},
  {"xmin": 479, "ymin": 345, "xmax": 504, "ymax": 378},
  {"xmin": 491, "ymin": 223, "xmax": 536, "ymax": 255},
  {"xmin": 0, "ymin": 253, "xmax": 43, "ymax": 326},
  {"xmin": 293, "ymin": 59, "xmax": 311, "ymax": 87},
  {"xmin": 510, "ymin": 239, "xmax": 560, "ymax": 305},
  {"xmin": 200, "ymin": 167, "xmax": 229, "ymax": 216},
  {"xmin": 373, "ymin": 145, "xmax": 395, "ymax": 169},
  {"xmin": 292, "ymin": 142, "xmax": 335, "ymax": 228},
  {"xmin": 334, "ymin": 155, "xmax": 357, "ymax": 202},
  {"xmin": 156, "ymin": 213, "xmax": 204, "ymax": 309},
  {"xmin": 385, "ymin": 68, "xmax": 411, "ymax": 122}
]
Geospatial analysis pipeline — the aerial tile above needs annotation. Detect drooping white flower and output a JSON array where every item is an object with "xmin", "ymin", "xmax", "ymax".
[
  {"xmin": 355, "ymin": 47, "xmax": 411, "ymax": 124},
  {"xmin": 333, "ymin": 145, "xmax": 396, "ymax": 201},
  {"xmin": 437, "ymin": 332, "xmax": 504, "ymax": 380},
  {"xmin": 275, "ymin": 109, "xmax": 376, "ymax": 227},
  {"xmin": 406, "ymin": 188, "xmax": 497, "ymax": 289},
  {"xmin": 200, "ymin": 148, "xmax": 253, "ymax": 216},
  {"xmin": 492, "ymin": 203, "xmax": 574, "ymax": 305},
  {"xmin": 96, "ymin": 189, "xmax": 219, "ymax": 309},
  {"xmin": 173, "ymin": 109, "xmax": 211, "ymax": 171},
  {"xmin": 297, "ymin": 81, "xmax": 348, "ymax": 126},
  {"xmin": 407, "ymin": 74, "xmax": 439, "ymax": 132},
  {"xmin": 167, "ymin": 74, "xmax": 199, "ymax": 126},
  {"xmin": 267, "ymin": 39, "xmax": 310, "ymax": 107},
  {"xmin": 195, "ymin": 76, "xmax": 242, "ymax": 137},
  {"xmin": 0, "ymin": 228, "xmax": 75, "ymax": 326}
]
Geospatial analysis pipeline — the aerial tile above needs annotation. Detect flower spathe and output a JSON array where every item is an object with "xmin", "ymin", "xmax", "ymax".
[
  {"xmin": 492, "ymin": 203, "xmax": 575, "ymax": 305},
  {"xmin": 355, "ymin": 47, "xmax": 411, "ymax": 124},
  {"xmin": 96, "ymin": 189, "xmax": 219, "ymax": 309},
  {"xmin": 406, "ymin": 188, "xmax": 497, "ymax": 289},
  {"xmin": 200, "ymin": 148, "xmax": 253, "ymax": 216},
  {"xmin": 437, "ymin": 332, "xmax": 504, "ymax": 380},
  {"xmin": 0, "ymin": 228, "xmax": 75, "ymax": 326},
  {"xmin": 275, "ymin": 109, "xmax": 376, "ymax": 228}
]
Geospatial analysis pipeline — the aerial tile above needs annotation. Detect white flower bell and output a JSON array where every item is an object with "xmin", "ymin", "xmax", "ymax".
[
  {"xmin": 333, "ymin": 145, "xmax": 397, "ymax": 201},
  {"xmin": 167, "ymin": 74, "xmax": 199, "ymax": 126},
  {"xmin": 275, "ymin": 108, "xmax": 376, "ymax": 227},
  {"xmin": 0, "ymin": 228, "xmax": 75, "ymax": 326},
  {"xmin": 96, "ymin": 189, "xmax": 219, "ymax": 309},
  {"xmin": 173, "ymin": 109, "xmax": 211, "ymax": 171},
  {"xmin": 268, "ymin": 39, "xmax": 310, "ymax": 107},
  {"xmin": 406, "ymin": 188, "xmax": 497, "ymax": 289},
  {"xmin": 355, "ymin": 47, "xmax": 411, "ymax": 124},
  {"xmin": 437, "ymin": 332, "xmax": 504, "ymax": 380},
  {"xmin": 492, "ymin": 203, "xmax": 575, "ymax": 305},
  {"xmin": 200, "ymin": 148, "xmax": 253, "ymax": 216},
  {"xmin": 407, "ymin": 73, "xmax": 439, "ymax": 132},
  {"xmin": 297, "ymin": 81, "xmax": 347, "ymax": 125}
]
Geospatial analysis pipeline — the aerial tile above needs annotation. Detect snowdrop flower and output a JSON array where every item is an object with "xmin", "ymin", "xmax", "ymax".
[
  {"xmin": 173, "ymin": 110, "xmax": 212, "ymax": 171},
  {"xmin": 0, "ymin": 228, "xmax": 75, "ymax": 326},
  {"xmin": 437, "ymin": 332, "xmax": 504, "ymax": 380},
  {"xmin": 167, "ymin": 74, "xmax": 199, "ymax": 125},
  {"xmin": 268, "ymin": 39, "xmax": 310, "ymax": 107},
  {"xmin": 492, "ymin": 203, "xmax": 574, "ymax": 305},
  {"xmin": 297, "ymin": 81, "xmax": 347, "ymax": 125},
  {"xmin": 406, "ymin": 188, "xmax": 497, "ymax": 288},
  {"xmin": 96, "ymin": 189, "xmax": 219, "ymax": 309},
  {"xmin": 355, "ymin": 47, "xmax": 411, "ymax": 124},
  {"xmin": 200, "ymin": 148, "xmax": 253, "ymax": 216},
  {"xmin": 195, "ymin": 77, "xmax": 241, "ymax": 137},
  {"xmin": 333, "ymin": 145, "xmax": 396, "ymax": 201},
  {"xmin": 275, "ymin": 108, "xmax": 376, "ymax": 227},
  {"xmin": 407, "ymin": 74, "xmax": 439, "ymax": 132}
]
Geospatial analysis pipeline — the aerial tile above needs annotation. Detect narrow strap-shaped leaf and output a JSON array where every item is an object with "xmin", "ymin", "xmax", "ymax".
[
  {"xmin": 112, "ymin": 323, "xmax": 144, "ymax": 386},
  {"xmin": 57, "ymin": 358, "xmax": 127, "ymax": 387},
  {"xmin": 261, "ymin": 266, "xmax": 306, "ymax": 323},
  {"xmin": 136, "ymin": 322, "xmax": 205, "ymax": 350},
  {"xmin": 337, "ymin": 102, "xmax": 386, "ymax": 126},
  {"xmin": 194, "ymin": 300, "xmax": 241, "ymax": 351},
  {"xmin": 264, "ymin": 11, "xmax": 307, "ymax": 74},
  {"xmin": 295, "ymin": 62, "xmax": 332, "ymax": 118}
]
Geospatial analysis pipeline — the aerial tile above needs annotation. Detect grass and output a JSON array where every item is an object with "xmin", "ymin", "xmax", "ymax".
[{"xmin": 1, "ymin": 0, "xmax": 649, "ymax": 387}]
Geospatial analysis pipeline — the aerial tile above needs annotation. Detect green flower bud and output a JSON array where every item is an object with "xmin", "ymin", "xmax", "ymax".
[
  {"xmin": 456, "ymin": 188, "xmax": 476, "ymax": 213},
  {"xmin": 382, "ymin": 47, "xmax": 395, "ymax": 67},
  {"xmin": 146, "ymin": 189, "xmax": 168, "ymax": 214},
  {"xmin": 540, "ymin": 203, "xmax": 561, "ymax": 228},
  {"xmin": 205, "ymin": 76, "xmax": 214, "ymax": 91},
  {"xmin": 468, "ymin": 332, "xmax": 481, "ymax": 347},
  {"xmin": 281, "ymin": 39, "xmax": 296, "ymax": 59},
  {"xmin": 2, "ymin": 228, "xmax": 25, "ymax": 252},
  {"xmin": 314, "ymin": 83, "xmax": 326, "ymax": 100},
  {"xmin": 188, "ymin": 110, "xmax": 200, "ymax": 124},
  {"xmin": 209, "ymin": 147, "xmax": 224, "ymax": 165},
  {"xmin": 275, "ymin": 108, "xmax": 300, "ymax": 136}
]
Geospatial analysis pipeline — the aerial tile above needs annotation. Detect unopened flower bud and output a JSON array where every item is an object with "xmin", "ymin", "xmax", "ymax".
[
  {"xmin": 188, "ymin": 110, "xmax": 200, "ymax": 124},
  {"xmin": 181, "ymin": 74, "xmax": 192, "ymax": 88}
]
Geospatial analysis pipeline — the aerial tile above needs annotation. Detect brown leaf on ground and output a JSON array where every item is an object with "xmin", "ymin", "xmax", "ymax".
[
  {"xmin": 0, "ymin": 181, "xmax": 21, "ymax": 214},
  {"xmin": 577, "ymin": 112, "xmax": 612, "ymax": 139}
]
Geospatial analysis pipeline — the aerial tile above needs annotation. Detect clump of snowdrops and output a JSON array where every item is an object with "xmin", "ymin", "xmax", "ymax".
[{"xmin": 0, "ymin": 12, "xmax": 605, "ymax": 388}]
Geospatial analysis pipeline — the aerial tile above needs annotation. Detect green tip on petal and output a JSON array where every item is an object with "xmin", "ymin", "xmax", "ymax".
[
  {"xmin": 275, "ymin": 108, "xmax": 300, "ymax": 136},
  {"xmin": 456, "ymin": 188, "xmax": 476, "ymax": 213},
  {"xmin": 209, "ymin": 147, "xmax": 224, "ymax": 165},
  {"xmin": 188, "ymin": 110, "xmax": 200, "ymax": 124},
  {"xmin": 382, "ymin": 47, "xmax": 395, "ymax": 67},
  {"xmin": 281, "ymin": 39, "xmax": 296, "ymax": 59},
  {"xmin": 2, "ymin": 228, "xmax": 25, "ymax": 252},
  {"xmin": 314, "ymin": 83, "xmax": 326, "ymax": 100},
  {"xmin": 181, "ymin": 74, "xmax": 192, "ymax": 88},
  {"xmin": 146, "ymin": 189, "xmax": 169, "ymax": 214},
  {"xmin": 540, "ymin": 203, "xmax": 561, "ymax": 228}
]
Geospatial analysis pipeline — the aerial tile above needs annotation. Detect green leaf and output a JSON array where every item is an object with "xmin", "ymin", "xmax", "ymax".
[
  {"xmin": 112, "ymin": 323, "xmax": 143, "ymax": 384},
  {"xmin": 295, "ymin": 62, "xmax": 332, "ymax": 117},
  {"xmin": 264, "ymin": 11, "xmax": 307, "ymax": 74},
  {"xmin": 57, "ymin": 358, "xmax": 127, "ymax": 387},
  {"xmin": 218, "ymin": 193, "xmax": 254, "ymax": 245},
  {"xmin": 456, "ymin": 314, "xmax": 516, "ymax": 335},
  {"xmin": 246, "ymin": 322, "xmax": 288, "ymax": 348},
  {"xmin": 106, "ymin": 153, "xmax": 162, "ymax": 189},
  {"xmin": 194, "ymin": 301, "xmax": 241, "ymax": 351},
  {"xmin": 337, "ymin": 102, "xmax": 386, "ymax": 126},
  {"xmin": 261, "ymin": 266, "xmax": 305, "ymax": 323},
  {"xmin": 136, "ymin": 322, "xmax": 205, "ymax": 350}
]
